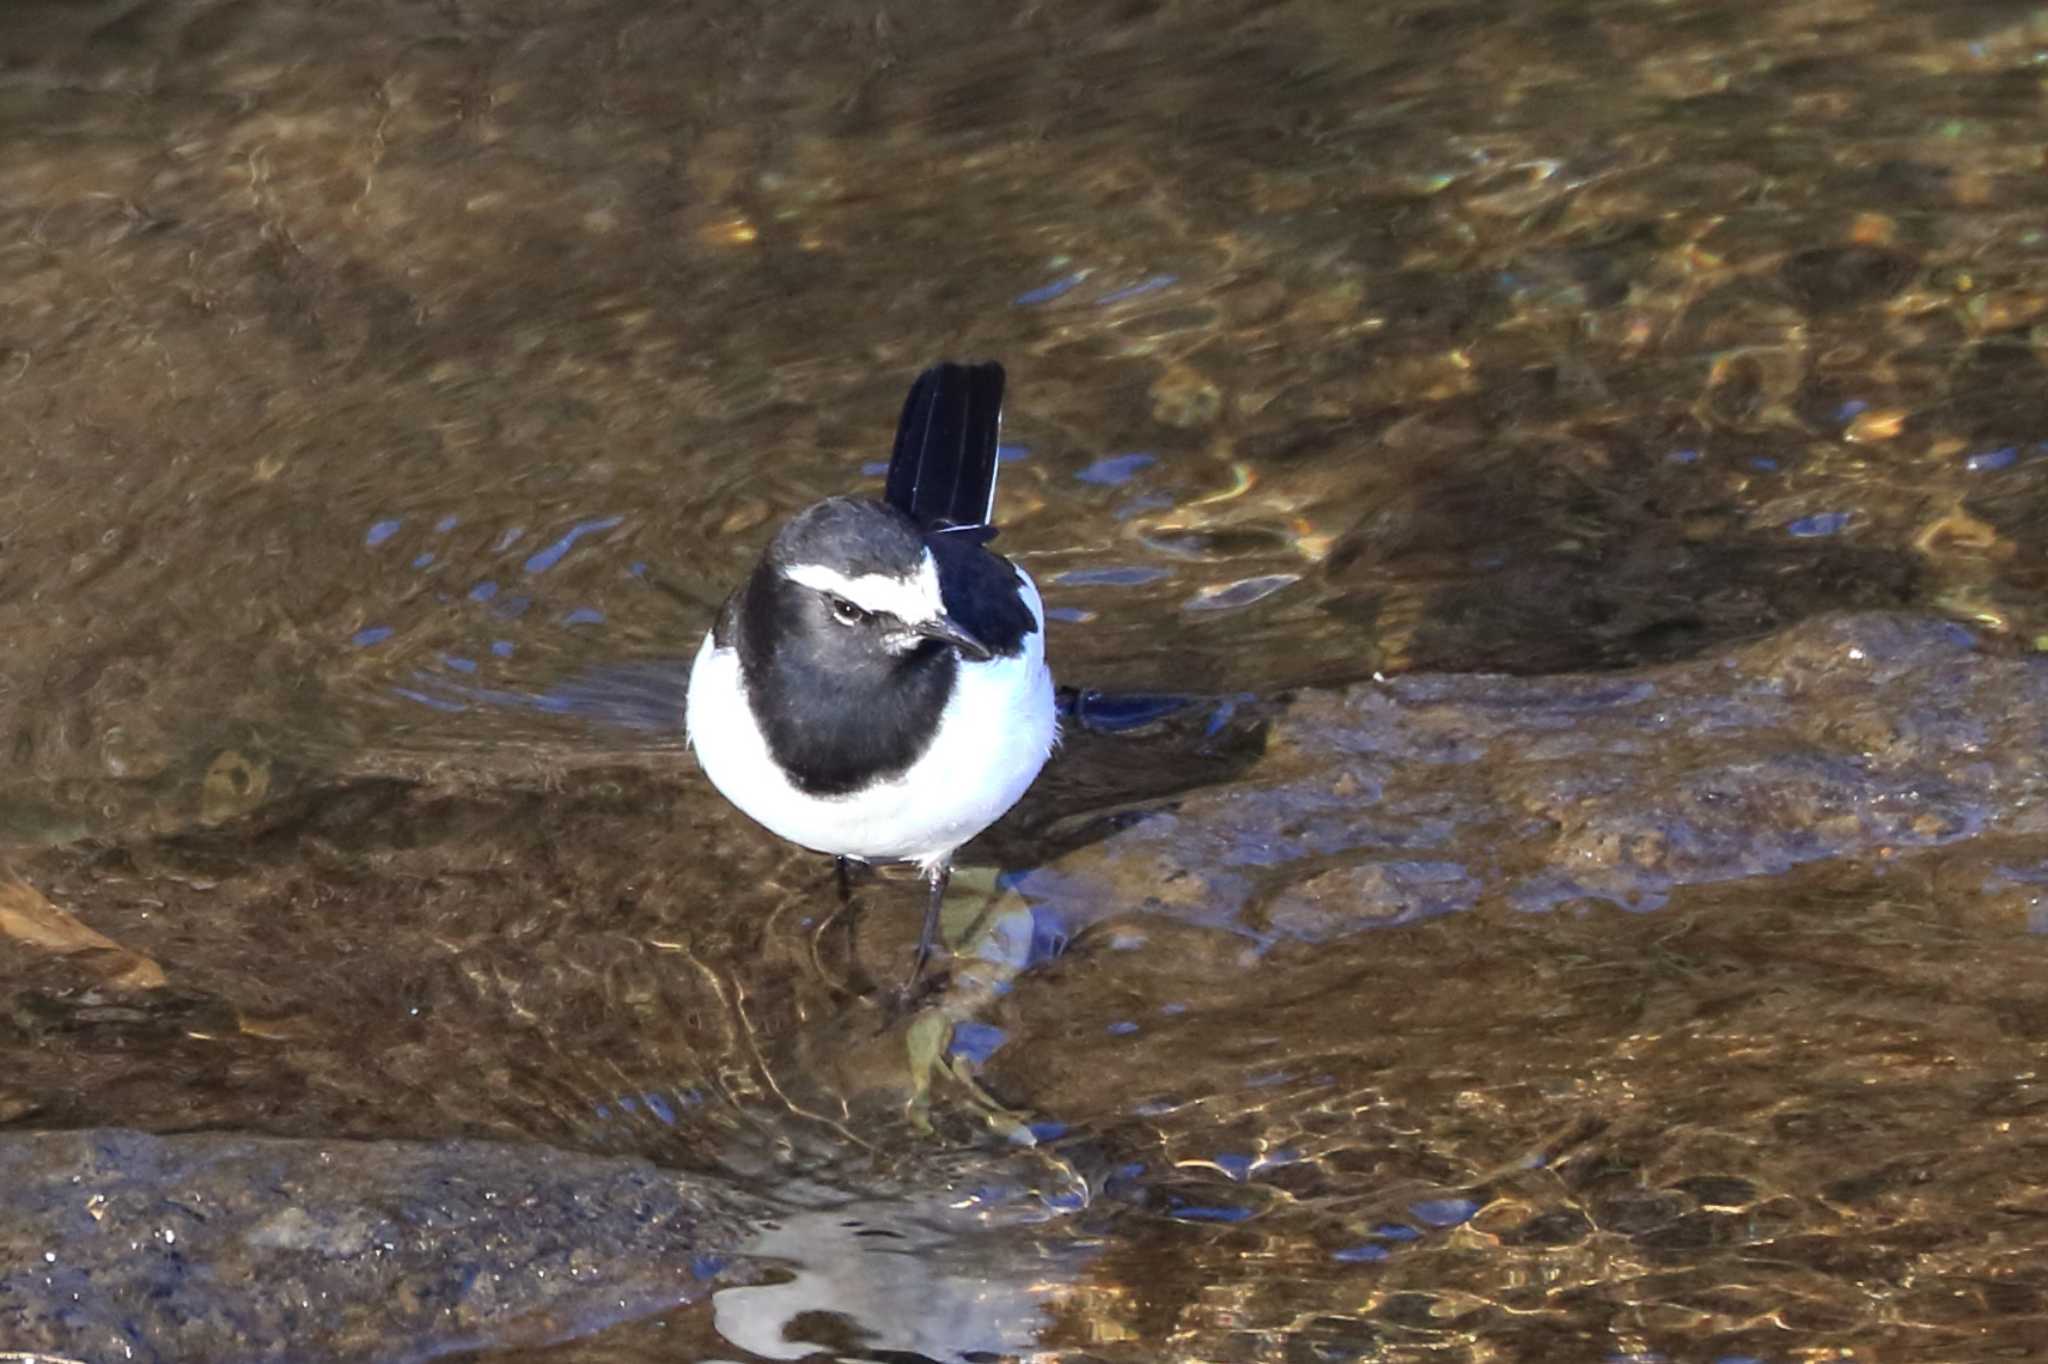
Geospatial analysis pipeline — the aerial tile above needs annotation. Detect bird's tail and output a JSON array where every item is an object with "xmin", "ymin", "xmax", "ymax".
[{"xmin": 884, "ymin": 361, "xmax": 1006, "ymax": 531}]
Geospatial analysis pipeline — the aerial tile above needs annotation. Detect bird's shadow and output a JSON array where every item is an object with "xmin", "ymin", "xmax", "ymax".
[{"xmin": 968, "ymin": 686, "xmax": 1273, "ymax": 871}]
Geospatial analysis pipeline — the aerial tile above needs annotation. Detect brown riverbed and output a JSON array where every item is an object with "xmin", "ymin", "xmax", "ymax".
[{"xmin": 6, "ymin": 0, "xmax": 2048, "ymax": 1360}]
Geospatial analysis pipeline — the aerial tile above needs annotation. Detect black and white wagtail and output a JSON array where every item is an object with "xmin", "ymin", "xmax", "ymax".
[{"xmin": 684, "ymin": 361, "xmax": 1057, "ymax": 994}]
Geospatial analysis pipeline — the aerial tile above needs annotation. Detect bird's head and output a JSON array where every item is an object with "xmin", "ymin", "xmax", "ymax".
[{"xmin": 763, "ymin": 498, "xmax": 990, "ymax": 662}]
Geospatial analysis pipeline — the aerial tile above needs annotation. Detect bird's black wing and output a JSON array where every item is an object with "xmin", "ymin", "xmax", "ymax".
[{"xmin": 884, "ymin": 361, "xmax": 1006, "ymax": 531}]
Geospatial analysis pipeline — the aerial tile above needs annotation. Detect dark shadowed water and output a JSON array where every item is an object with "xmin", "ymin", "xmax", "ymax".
[{"xmin": 7, "ymin": 0, "xmax": 2048, "ymax": 1360}]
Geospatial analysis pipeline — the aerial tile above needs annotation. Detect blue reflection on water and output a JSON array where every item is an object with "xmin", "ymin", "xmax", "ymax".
[
  {"xmin": 1076, "ymin": 452, "xmax": 1156, "ymax": 485},
  {"xmin": 1205, "ymin": 696, "xmax": 1245, "ymax": 737},
  {"xmin": 1185, "ymin": 575, "xmax": 1297, "ymax": 612},
  {"xmin": 1410, "ymin": 1197, "xmax": 1481, "ymax": 1228},
  {"xmin": 1115, "ymin": 494, "xmax": 1175, "ymax": 521},
  {"xmin": 948, "ymin": 1021, "xmax": 1008, "ymax": 1065},
  {"xmin": 1043, "ymin": 1186, "xmax": 1087, "ymax": 1213},
  {"xmin": 399, "ymin": 658, "xmax": 690, "ymax": 732},
  {"xmin": 1015, "ymin": 273, "xmax": 1085, "ymax": 306},
  {"xmin": 1210, "ymin": 1153, "xmax": 1254, "ymax": 1181},
  {"xmin": 1099, "ymin": 274, "xmax": 1178, "ymax": 304},
  {"xmin": 1053, "ymin": 565, "xmax": 1170, "ymax": 587},
  {"xmin": 1786, "ymin": 511, "xmax": 1850, "ymax": 538},
  {"xmin": 1070, "ymin": 692, "xmax": 1191, "ymax": 730},
  {"xmin": 524, "ymin": 516, "xmax": 625, "ymax": 575},
  {"xmin": 391, "ymin": 687, "xmax": 465, "ymax": 714}
]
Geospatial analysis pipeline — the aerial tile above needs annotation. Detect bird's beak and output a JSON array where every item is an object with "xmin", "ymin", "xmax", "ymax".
[{"xmin": 914, "ymin": 612, "xmax": 992, "ymax": 660}]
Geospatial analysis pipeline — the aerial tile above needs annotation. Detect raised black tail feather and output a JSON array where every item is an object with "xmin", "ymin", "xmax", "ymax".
[{"xmin": 884, "ymin": 361, "xmax": 1006, "ymax": 530}]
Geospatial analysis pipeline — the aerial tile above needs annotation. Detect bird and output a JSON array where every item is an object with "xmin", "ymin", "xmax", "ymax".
[{"xmin": 684, "ymin": 361, "xmax": 1057, "ymax": 999}]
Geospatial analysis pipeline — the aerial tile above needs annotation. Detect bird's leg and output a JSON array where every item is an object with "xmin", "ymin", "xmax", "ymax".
[
  {"xmin": 901, "ymin": 858, "xmax": 951, "ymax": 1003},
  {"xmin": 801, "ymin": 855, "xmax": 865, "ymax": 1000}
]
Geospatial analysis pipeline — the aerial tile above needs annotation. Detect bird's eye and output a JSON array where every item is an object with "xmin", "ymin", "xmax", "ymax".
[{"xmin": 828, "ymin": 596, "xmax": 866, "ymax": 626}]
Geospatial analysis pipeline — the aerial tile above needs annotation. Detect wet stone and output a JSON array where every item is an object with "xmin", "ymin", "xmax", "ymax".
[
  {"xmin": 1017, "ymin": 613, "xmax": 2048, "ymax": 938},
  {"xmin": 1258, "ymin": 859, "xmax": 1479, "ymax": 940},
  {"xmin": 0, "ymin": 1129, "xmax": 764, "ymax": 1364}
]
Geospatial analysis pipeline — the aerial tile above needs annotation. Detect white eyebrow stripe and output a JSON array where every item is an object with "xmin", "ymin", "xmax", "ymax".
[{"xmin": 784, "ymin": 554, "xmax": 944, "ymax": 622}]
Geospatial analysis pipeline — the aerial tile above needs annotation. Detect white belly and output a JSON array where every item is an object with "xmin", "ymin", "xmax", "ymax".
[{"xmin": 684, "ymin": 574, "xmax": 1057, "ymax": 871}]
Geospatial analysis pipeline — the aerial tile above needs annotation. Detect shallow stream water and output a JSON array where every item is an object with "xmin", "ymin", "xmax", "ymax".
[{"xmin": 7, "ymin": 0, "xmax": 2048, "ymax": 1360}]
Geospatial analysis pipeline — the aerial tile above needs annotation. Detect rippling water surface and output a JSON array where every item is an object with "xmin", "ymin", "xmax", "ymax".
[{"xmin": 7, "ymin": 0, "xmax": 2048, "ymax": 1360}]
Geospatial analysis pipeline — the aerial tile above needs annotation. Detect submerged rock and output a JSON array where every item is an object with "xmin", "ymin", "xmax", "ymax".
[
  {"xmin": 0, "ymin": 1129, "xmax": 764, "ymax": 1364},
  {"xmin": 1017, "ymin": 613, "xmax": 2048, "ymax": 935}
]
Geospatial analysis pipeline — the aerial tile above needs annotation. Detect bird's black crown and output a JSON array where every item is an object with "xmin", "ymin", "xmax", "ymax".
[{"xmin": 766, "ymin": 497, "xmax": 927, "ymax": 580}]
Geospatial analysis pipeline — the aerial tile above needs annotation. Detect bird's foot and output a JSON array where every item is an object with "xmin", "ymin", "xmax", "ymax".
[{"xmin": 884, "ymin": 961, "xmax": 951, "ymax": 1019}]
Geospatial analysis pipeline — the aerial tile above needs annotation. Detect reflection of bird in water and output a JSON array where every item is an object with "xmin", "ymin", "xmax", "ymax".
[
  {"xmin": 686, "ymin": 362, "xmax": 1057, "ymax": 1000},
  {"xmin": 714, "ymin": 1182, "xmax": 1088, "ymax": 1362}
]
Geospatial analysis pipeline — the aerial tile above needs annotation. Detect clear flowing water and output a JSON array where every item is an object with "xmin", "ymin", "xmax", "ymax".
[{"xmin": 6, "ymin": 0, "xmax": 2048, "ymax": 1360}]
